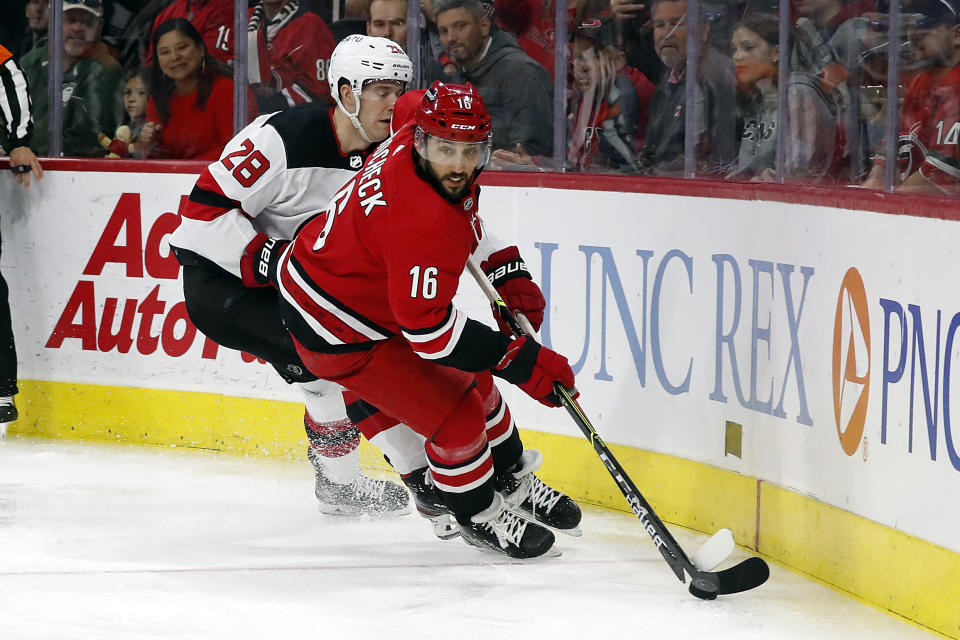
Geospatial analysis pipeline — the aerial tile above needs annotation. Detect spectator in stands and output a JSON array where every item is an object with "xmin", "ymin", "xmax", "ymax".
[
  {"xmin": 725, "ymin": 14, "xmax": 842, "ymax": 182},
  {"xmin": 122, "ymin": 67, "xmax": 150, "ymax": 139},
  {"xmin": 19, "ymin": 0, "xmax": 49, "ymax": 59},
  {"xmin": 434, "ymin": 0, "xmax": 554, "ymax": 157},
  {"xmin": 247, "ymin": 0, "xmax": 337, "ymax": 113},
  {"xmin": 367, "ymin": 0, "xmax": 409, "ymax": 47},
  {"xmin": 417, "ymin": 0, "xmax": 458, "ymax": 84},
  {"xmin": 19, "ymin": 0, "xmax": 123, "ymax": 157},
  {"xmin": 368, "ymin": 0, "xmax": 449, "ymax": 84},
  {"xmin": 609, "ymin": 0, "xmax": 663, "ymax": 85},
  {"xmin": 95, "ymin": 66, "xmax": 151, "ymax": 158},
  {"xmin": 148, "ymin": 0, "xmax": 234, "ymax": 65},
  {"xmin": 862, "ymin": 0, "xmax": 960, "ymax": 194},
  {"xmin": 636, "ymin": 0, "xmax": 736, "ymax": 176},
  {"xmin": 568, "ymin": 14, "xmax": 655, "ymax": 172},
  {"xmin": 140, "ymin": 18, "xmax": 257, "ymax": 160}
]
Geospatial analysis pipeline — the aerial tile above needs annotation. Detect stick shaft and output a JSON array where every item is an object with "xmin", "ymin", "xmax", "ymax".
[{"xmin": 466, "ymin": 256, "xmax": 696, "ymax": 583}]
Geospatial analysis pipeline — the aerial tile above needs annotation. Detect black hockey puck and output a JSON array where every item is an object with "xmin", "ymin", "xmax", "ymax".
[{"xmin": 689, "ymin": 578, "xmax": 719, "ymax": 600}]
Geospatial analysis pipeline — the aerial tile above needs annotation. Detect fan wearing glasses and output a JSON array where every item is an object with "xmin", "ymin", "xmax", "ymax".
[{"xmin": 17, "ymin": 0, "xmax": 123, "ymax": 157}]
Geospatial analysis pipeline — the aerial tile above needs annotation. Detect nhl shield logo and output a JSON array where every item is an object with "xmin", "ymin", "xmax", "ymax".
[
  {"xmin": 349, "ymin": 154, "xmax": 362, "ymax": 169},
  {"xmin": 463, "ymin": 197, "xmax": 474, "ymax": 211}
]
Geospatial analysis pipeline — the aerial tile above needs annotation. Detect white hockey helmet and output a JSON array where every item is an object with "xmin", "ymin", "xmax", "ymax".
[{"xmin": 328, "ymin": 35, "xmax": 414, "ymax": 143}]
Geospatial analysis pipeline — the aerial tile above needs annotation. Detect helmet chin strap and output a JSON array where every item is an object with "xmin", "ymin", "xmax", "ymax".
[{"xmin": 342, "ymin": 90, "xmax": 373, "ymax": 144}]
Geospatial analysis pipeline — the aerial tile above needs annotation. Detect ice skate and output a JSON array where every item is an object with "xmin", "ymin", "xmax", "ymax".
[
  {"xmin": 0, "ymin": 397, "xmax": 17, "ymax": 440},
  {"xmin": 402, "ymin": 467, "xmax": 459, "ymax": 540},
  {"xmin": 458, "ymin": 492, "xmax": 556, "ymax": 559},
  {"xmin": 308, "ymin": 447, "xmax": 411, "ymax": 516},
  {"xmin": 497, "ymin": 449, "xmax": 583, "ymax": 536}
]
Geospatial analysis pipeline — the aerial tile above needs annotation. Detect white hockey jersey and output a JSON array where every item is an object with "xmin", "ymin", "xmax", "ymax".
[{"xmin": 169, "ymin": 103, "xmax": 370, "ymax": 278}]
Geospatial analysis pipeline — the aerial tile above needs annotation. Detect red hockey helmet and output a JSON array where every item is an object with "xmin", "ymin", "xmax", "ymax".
[
  {"xmin": 414, "ymin": 81, "xmax": 492, "ymax": 144},
  {"xmin": 413, "ymin": 81, "xmax": 493, "ymax": 181}
]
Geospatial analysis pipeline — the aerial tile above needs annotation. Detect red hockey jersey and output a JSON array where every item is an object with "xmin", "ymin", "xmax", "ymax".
[
  {"xmin": 247, "ymin": 1, "xmax": 336, "ymax": 108},
  {"xmin": 278, "ymin": 124, "xmax": 505, "ymax": 371}
]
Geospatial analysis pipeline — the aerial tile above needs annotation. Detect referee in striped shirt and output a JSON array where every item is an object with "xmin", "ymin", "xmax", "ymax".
[
  {"xmin": 1, "ymin": 43, "xmax": 42, "ymax": 187},
  {"xmin": 0, "ymin": 41, "xmax": 42, "ymax": 432}
]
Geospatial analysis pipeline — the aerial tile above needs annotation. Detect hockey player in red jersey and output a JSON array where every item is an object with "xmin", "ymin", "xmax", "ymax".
[
  {"xmin": 275, "ymin": 82, "xmax": 582, "ymax": 558},
  {"xmin": 169, "ymin": 36, "xmax": 423, "ymax": 517}
]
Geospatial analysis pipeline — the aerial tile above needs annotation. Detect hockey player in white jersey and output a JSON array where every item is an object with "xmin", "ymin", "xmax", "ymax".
[{"xmin": 169, "ymin": 36, "xmax": 427, "ymax": 516}]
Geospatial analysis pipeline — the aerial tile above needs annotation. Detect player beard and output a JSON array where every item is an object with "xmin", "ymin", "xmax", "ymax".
[
  {"xmin": 417, "ymin": 155, "xmax": 473, "ymax": 201},
  {"xmin": 435, "ymin": 170, "xmax": 470, "ymax": 199}
]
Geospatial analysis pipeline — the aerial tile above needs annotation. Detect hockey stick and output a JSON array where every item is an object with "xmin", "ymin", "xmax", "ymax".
[{"xmin": 466, "ymin": 256, "xmax": 769, "ymax": 600}]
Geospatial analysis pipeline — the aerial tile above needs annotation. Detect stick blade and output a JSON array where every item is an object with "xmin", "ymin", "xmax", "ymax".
[
  {"xmin": 690, "ymin": 528, "xmax": 735, "ymax": 571},
  {"xmin": 716, "ymin": 557, "xmax": 770, "ymax": 595}
]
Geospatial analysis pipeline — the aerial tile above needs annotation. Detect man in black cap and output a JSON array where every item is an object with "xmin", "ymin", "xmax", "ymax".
[{"xmin": 862, "ymin": 0, "xmax": 960, "ymax": 193}]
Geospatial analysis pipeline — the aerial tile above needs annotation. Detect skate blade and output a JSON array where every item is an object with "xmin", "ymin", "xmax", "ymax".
[
  {"xmin": 463, "ymin": 539, "xmax": 562, "ymax": 560},
  {"xmin": 316, "ymin": 503, "xmax": 413, "ymax": 517},
  {"xmin": 505, "ymin": 505, "xmax": 583, "ymax": 537},
  {"xmin": 0, "ymin": 422, "xmax": 9, "ymax": 441},
  {"xmin": 422, "ymin": 514, "xmax": 460, "ymax": 540}
]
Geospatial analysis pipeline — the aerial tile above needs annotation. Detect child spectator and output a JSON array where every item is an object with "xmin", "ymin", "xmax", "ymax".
[
  {"xmin": 247, "ymin": 0, "xmax": 337, "ymax": 113},
  {"xmin": 123, "ymin": 67, "xmax": 150, "ymax": 141},
  {"xmin": 97, "ymin": 66, "xmax": 152, "ymax": 159},
  {"xmin": 567, "ymin": 15, "xmax": 655, "ymax": 172},
  {"xmin": 140, "ymin": 18, "xmax": 257, "ymax": 160}
]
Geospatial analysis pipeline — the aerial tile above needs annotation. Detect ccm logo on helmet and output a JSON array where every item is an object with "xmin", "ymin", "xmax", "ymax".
[{"xmin": 451, "ymin": 124, "xmax": 477, "ymax": 130}]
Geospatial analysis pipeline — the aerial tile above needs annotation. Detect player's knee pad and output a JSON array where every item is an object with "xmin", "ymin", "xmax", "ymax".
[{"xmin": 425, "ymin": 387, "xmax": 487, "ymax": 464}]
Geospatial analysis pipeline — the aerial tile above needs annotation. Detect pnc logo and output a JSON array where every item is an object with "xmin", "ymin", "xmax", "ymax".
[{"xmin": 832, "ymin": 267, "xmax": 871, "ymax": 455}]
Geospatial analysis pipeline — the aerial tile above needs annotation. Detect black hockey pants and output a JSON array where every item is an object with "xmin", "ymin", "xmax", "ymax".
[
  {"xmin": 0, "ymin": 223, "xmax": 16, "ymax": 397},
  {"xmin": 181, "ymin": 263, "xmax": 318, "ymax": 385}
]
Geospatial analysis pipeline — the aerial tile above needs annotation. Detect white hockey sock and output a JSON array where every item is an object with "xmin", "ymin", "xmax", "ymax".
[
  {"xmin": 314, "ymin": 446, "xmax": 360, "ymax": 485},
  {"xmin": 368, "ymin": 424, "xmax": 427, "ymax": 475},
  {"xmin": 298, "ymin": 379, "xmax": 348, "ymax": 423}
]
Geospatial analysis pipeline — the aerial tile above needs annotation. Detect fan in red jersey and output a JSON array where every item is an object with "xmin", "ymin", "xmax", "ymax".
[
  {"xmin": 862, "ymin": 0, "xmax": 960, "ymax": 195},
  {"xmin": 276, "ymin": 82, "xmax": 583, "ymax": 558}
]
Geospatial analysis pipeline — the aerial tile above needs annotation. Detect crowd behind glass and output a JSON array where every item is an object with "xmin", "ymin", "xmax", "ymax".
[{"xmin": 2, "ymin": 0, "xmax": 958, "ymax": 195}]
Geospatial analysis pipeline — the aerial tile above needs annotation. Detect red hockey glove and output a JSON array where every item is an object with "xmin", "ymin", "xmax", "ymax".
[
  {"xmin": 492, "ymin": 336, "xmax": 578, "ymax": 408},
  {"xmin": 480, "ymin": 246, "xmax": 545, "ymax": 333},
  {"xmin": 240, "ymin": 233, "xmax": 289, "ymax": 288}
]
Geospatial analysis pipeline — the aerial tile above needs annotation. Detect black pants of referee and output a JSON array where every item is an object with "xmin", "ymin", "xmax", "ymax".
[{"xmin": 0, "ymin": 224, "xmax": 17, "ymax": 398}]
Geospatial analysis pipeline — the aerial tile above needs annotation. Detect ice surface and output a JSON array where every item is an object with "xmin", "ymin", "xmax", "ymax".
[{"xmin": 0, "ymin": 440, "xmax": 937, "ymax": 639}]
